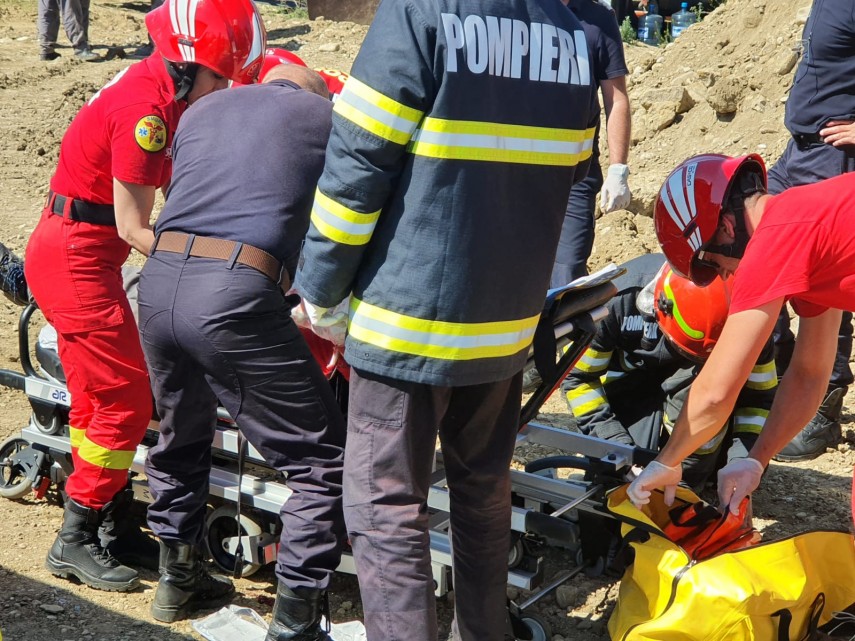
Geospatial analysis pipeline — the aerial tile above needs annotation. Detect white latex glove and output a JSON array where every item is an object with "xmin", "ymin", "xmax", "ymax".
[
  {"xmin": 293, "ymin": 299, "xmax": 349, "ymax": 347},
  {"xmin": 627, "ymin": 460, "xmax": 682, "ymax": 508},
  {"xmin": 600, "ymin": 164, "xmax": 632, "ymax": 213},
  {"xmin": 717, "ymin": 457, "xmax": 764, "ymax": 516}
]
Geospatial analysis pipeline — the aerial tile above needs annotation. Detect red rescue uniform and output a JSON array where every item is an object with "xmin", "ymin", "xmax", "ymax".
[
  {"xmin": 729, "ymin": 172, "xmax": 855, "ymax": 526},
  {"xmin": 25, "ymin": 55, "xmax": 186, "ymax": 508}
]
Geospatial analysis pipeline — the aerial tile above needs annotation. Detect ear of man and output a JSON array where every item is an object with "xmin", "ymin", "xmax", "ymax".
[{"xmin": 262, "ymin": 64, "xmax": 330, "ymax": 99}]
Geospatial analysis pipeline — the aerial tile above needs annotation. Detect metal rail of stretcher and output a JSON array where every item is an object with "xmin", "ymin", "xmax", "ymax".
[{"xmin": 0, "ymin": 265, "xmax": 655, "ymax": 608}]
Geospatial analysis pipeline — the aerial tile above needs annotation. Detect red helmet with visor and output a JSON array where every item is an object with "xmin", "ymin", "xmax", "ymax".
[
  {"xmin": 653, "ymin": 264, "xmax": 731, "ymax": 360},
  {"xmin": 654, "ymin": 154, "xmax": 766, "ymax": 286}
]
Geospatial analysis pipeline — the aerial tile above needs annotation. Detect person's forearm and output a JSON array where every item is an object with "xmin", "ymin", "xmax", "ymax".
[
  {"xmin": 749, "ymin": 366, "xmax": 828, "ymax": 467},
  {"xmin": 124, "ymin": 227, "xmax": 155, "ymax": 257},
  {"xmin": 113, "ymin": 179, "xmax": 156, "ymax": 257},
  {"xmin": 657, "ymin": 381, "xmax": 734, "ymax": 467},
  {"xmin": 605, "ymin": 98, "xmax": 630, "ymax": 165},
  {"xmin": 601, "ymin": 77, "xmax": 631, "ymax": 165}
]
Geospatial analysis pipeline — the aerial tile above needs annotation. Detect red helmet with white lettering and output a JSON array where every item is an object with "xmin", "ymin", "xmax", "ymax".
[
  {"xmin": 653, "ymin": 264, "xmax": 731, "ymax": 360},
  {"xmin": 316, "ymin": 68, "xmax": 349, "ymax": 100},
  {"xmin": 146, "ymin": 0, "xmax": 266, "ymax": 85},
  {"xmin": 654, "ymin": 154, "xmax": 766, "ymax": 286}
]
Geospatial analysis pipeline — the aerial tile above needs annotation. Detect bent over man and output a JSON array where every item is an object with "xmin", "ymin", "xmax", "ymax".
[
  {"xmin": 628, "ymin": 154, "xmax": 855, "ymax": 520},
  {"xmin": 138, "ymin": 65, "xmax": 345, "ymax": 639},
  {"xmin": 25, "ymin": 0, "xmax": 265, "ymax": 592},
  {"xmin": 563, "ymin": 253, "xmax": 775, "ymax": 490},
  {"xmin": 294, "ymin": 1, "xmax": 598, "ymax": 639}
]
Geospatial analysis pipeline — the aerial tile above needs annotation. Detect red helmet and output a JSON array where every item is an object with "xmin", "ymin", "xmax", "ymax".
[
  {"xmin": 654, "ymin": 154, "xmax": 766, "ymax": 286},
  {"xmin": 146, "ymin": 0, "xmax": 267, "ymax": 85},
  {"xmin": 653, "ymin": 264, "xmax": 731, "ymax": 360},
  {"xmin": 259, "ymin": 47, "xmax": 308, "ymax": 80},
  {"xmin": 316, "ymin": 68, "xmax": 349, "ymax": 99}
]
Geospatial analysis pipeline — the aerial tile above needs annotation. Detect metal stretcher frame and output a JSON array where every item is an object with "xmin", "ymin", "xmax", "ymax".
[{"xmin": 0, "ymin": 265, "xmax": 656, "ymax": 630}]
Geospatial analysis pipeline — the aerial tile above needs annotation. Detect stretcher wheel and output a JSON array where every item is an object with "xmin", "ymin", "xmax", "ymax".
[
  {"xmin": 0, "ymin": 437, "xmax": 36, "ymax": 500},
  {"xmin": 519, "ymin": 614, "xmax": 552, "ymax": 641},
  {"xmin": 205, "ymin": 505, "xmax": 264, "ymax": 578},
  {"xmin": 32, "ymin": 411, "xmax": 62, "ymax": 436},
  {"xmin": 508, "ymin": 537, "xmax": 525, "ymax": 569}
]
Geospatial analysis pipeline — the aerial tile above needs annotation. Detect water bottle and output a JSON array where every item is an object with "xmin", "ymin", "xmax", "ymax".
[
  {"xmin": 638, "ymin": 3, "xmax": 664, "ymax": 46},
  {"xmin": 671, "ymin": 2, "xmax": 698, "ymax": 38}
]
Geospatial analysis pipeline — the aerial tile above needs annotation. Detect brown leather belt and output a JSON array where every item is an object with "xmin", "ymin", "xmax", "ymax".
[{"xmin": 152, "ymin": 231, "xmax": 290, "ymax": 290}]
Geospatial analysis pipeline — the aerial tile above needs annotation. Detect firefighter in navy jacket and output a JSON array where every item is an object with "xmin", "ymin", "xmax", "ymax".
[{"xmin": 294, "ymin": 0, "xmax": 598, "ymax": 639}]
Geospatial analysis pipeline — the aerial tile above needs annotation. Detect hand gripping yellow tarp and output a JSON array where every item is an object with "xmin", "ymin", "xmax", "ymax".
[{"xmin": 606, "ymin": 485, "xmax": 855, "ymax": 641}]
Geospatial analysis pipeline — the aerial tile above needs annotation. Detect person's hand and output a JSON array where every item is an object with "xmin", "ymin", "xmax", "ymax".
[
  {"xmin": 717, "ymin": 457, "xmax": 764, "ymax": 516},
  {"xmin": 600, "ymin": 164, "xmax": 632, "ymax": 213},
  {"xmin": 293, "ymin": 299, "xmax": 349, "ymax": 347},
  {"xmin": 627, "ymin": 460, "xmax": 682, "ymax": 508},
  {"xmin": 820, "ymin": 120, "xmax": 855, "ymax": 147}
]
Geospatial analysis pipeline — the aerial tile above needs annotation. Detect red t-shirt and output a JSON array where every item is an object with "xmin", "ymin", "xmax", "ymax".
[
  {"xmin": 730, "ymin": 173, "xmax": 855, "ymax": 317},
  {"xmin": 50, "ymin": 55, "xmax": 186, "ymax": 205}
]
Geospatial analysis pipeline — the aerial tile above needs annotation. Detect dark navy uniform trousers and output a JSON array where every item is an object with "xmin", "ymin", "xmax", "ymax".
[
  {"xmin": 550, "ymin": 137, "xmax": 604, "ymax": 289},
  {"xmin": 344, "ymin": 368, "xmax": 523, "ymax": 641},
  {"xmin": 767, "ymin": 139, "xmax": 855, "ymax": 389},
  {"xmin": 138, "ymin": 251, "xmax": 346, "ymax": 590}
]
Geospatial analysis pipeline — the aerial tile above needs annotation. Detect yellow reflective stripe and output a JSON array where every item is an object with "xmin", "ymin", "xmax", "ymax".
[
  {"xmin": 566, "ymin": 384, "xmax": 606, "ymax": 417},
  {"xmin": 334, "ymin": 76, "xmax": 423, "ymax": 145},
  {"xmin": 575, "ymin": 348, "xmax": 612, "ymax": 373},
  {"xmin": 746, "ymin": 361, "xmax": 777, "ymax": 390},
  {"xmin": 310, "ymin": 189, "xmax": 381, "ymax": 246},
  {"xmin": 733, "ymin": 408, "xmax": 769, "ymax": 434},
  {"xmin": 77, "ymin": 436, "xmax": 135, "ymax": 470},
  {"xmin": 348, "ymin": 297, "xmax": 538, "ymax": 361},
  {"xmin": 69, "ymin": 426, "xmax": 85, "ymax": 449},
  {"xmin": 409, "ymin": 118, "xmax": 596, "ymax": 166}
]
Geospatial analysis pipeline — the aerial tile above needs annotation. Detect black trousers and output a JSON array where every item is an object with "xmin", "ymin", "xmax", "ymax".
[
  {"xmin": 550, "ymin": 138, "xmax": 604, "ymax": 288},
  {"xmin": 344, "ymin": 368, "xmax": 523, "ymax": 641},
  {"xmin": 138, "ymin": 252, "xmax": 346, "ymax": 590}
]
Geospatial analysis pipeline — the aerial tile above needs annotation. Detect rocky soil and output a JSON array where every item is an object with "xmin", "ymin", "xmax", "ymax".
[{"xmin": 0, "ymin": 0, "xmax": 852, "ymax": 640}]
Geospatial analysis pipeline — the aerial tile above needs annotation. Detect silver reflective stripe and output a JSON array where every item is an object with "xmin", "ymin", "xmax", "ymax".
[
  {"xmin": 338, "ymin": 88, "xmax": 420, "ymax": 138},
  {"xmin": 410, "ymin": 128, "xmax": 594, "ymax": 155},
  {"xmin": 351, "ymin": 312, "xmax": 537, "ymax": 349}
]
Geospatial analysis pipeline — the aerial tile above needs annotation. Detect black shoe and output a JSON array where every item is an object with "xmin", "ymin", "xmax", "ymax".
[
  {"xmin": 266, "ymin": 584, "xmax": 331, "ymax": 641},
  {"xmin": 46, "ymin": 498, "xmax": 140, "ymax": 592},
  {"xmin": 130, "ymin": 43, "xmax": 153, "ymax": 58},
  {"xmin": 151, "ymin": 540, "xmax": 235, "ymax": 623},
  {"xmin": 774, "ymin": 386, "xmax": 846, "ymax": 462},
  {"xmin": 40, "ymin": 51, "xmax": 60, "ymax": 61},
  {"xmin": 74, "ymin": 48, "xmax": 101, "ymax": 62},
  {"xmin": 99, "ymin": 488, "xmax": 160, "ymax": 571}
]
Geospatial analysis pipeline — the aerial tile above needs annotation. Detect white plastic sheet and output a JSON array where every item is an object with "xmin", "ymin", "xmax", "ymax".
[{"xmin": 192, "ymin": 605, "xmax": 367, "ymax": 641}]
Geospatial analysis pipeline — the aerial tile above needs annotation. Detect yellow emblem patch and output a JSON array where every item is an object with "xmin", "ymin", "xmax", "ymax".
[{"xmin": 134, "ymin": 115, "xmax": 167, "ymax": 152}]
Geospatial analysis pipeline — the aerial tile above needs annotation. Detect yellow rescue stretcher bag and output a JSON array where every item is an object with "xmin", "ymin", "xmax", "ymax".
[{"xmin": 606, "ymin": 485, "xmax": 855, "ymax": 641}]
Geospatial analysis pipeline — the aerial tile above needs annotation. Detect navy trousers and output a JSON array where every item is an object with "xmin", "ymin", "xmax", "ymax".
[
  {"xmin": 138, "ymin": 251, "xmax": 346, "ymax": 590},
  {"xmin": 550, "ymin": 140, "xmax": 604, "ymax": 289},
  {"xmin": 344, "ymin": 368, "xmax": 523, "ymax": 641},
  {"xmin": 767, "ymin": 139, "xmax": 855, "ymax": 388}
]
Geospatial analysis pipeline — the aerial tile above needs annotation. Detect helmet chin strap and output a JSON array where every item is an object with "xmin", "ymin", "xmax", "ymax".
[
  {"xmin": 702, "ymin": 170, "xmax": 764, "ymax": 260},
  {"xmin": 164, "ymin": 59, "xmax": 199, "ymax": 101}
]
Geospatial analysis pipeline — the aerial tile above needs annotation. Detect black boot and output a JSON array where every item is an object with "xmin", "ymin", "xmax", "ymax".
[
  {"xmin": 151, "ymin": 540, "xmax": 235, "ymax": 623},
  {"xmin": 774, "ymin": 386, "xmax": 846, "ymax": 462},
  {"xmin": 46, "ymin": 498, "xmax": 139, "ymax": 592},
  {"xmin": 99, "ymin": 488, "xmax": 160, "ymax": 571},
  {"xmin": 265, "ymin": 584, "xmax": 330, "ymax": 641}
]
